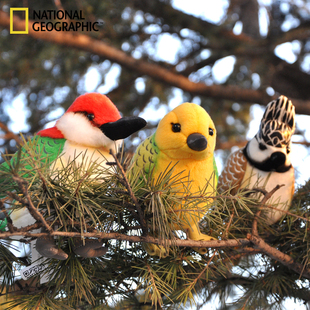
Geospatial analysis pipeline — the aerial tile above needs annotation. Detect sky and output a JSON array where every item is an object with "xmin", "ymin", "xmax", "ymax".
[{"xmin": 2, "ymin": 1, "xmax": 310, "ymax": 309}]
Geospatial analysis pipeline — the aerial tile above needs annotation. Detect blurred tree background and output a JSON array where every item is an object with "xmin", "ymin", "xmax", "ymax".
[
  {"xmin": 0, "ymin": 0, "xmax": 310, "ymax": 309},
  {"xmin": 0, "ymin": 0, "xmax": 309, "ymax": 156}
]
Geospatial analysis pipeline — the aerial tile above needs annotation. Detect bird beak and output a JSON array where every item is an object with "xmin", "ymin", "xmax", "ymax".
[
  {"xmin": 99, "ymin": 116, "xmax": 147, "ymax": 141},
  {"xmin": 187, "ymin": 133, "xmax": 208, "ymax": 151}
]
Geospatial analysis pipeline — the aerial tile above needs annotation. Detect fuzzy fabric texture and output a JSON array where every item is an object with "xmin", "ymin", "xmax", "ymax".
[
  {"xmin": 131, "ymin": 102, "xmax": 218, "ymax": 256},
  {"xmin": 38, "ymin": 126, "xmax": 64, "ymax": 139},
  {"xmin": 38, "ymin": 93, "xmax": 121, "ymax": 140},
  {"xmin": 133, "ymin": 102, "xmax": 218, "ymax": 189},
  {"xmin": 56, "ymin": 112, "xmax": 119, "ymax": 149},
  {"xmin": 155, "ymin": 102, "xmax": 216, "ymax": 161},
  {"xmin": 66, "ymin": 92, "xmax": 121, "ymax": 125},
  {"xmin": 218, "ymin": 95, "xmax": 296, "ymax": 225}
]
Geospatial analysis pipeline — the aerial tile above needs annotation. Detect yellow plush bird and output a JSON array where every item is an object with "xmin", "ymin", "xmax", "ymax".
[{"xmin": 131, "ymin": 103, "xmax": 218, "ymax": 256}]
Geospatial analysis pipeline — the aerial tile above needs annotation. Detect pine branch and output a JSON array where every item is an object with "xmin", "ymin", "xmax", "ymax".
[
  {"xmin": 249, "ymin": 233, "xmax": 310, "ymax": 278},
  {"xmin": 110, "ymin": 149, "xmax": 147, "ymax": 235},
  {"xmin": 178, "ymin": 251, "xmax": 217, "ymax": 304},
  {"xmin": 251, "ymin": 184, "xmax": 284, "ymax": 235},
  {"xmin": 0, "ymin": 200, "xmax": 16, "ymax": 233},
  {"xmin": 0, "ymin": 229, "xmax": 251, "ymax": 249},
  {"xmin": 248, "ymin": 185, "xmax": 310, "ymax": 279},
  {"xmin": 1, "ymin": 135, "xmax": 310, "ymax": 308},
  {"xmin": 9, "ymin": 175, "xmax": 53, "ymax": 233},
  {"xmin": 262, "ymin": 203, "xmax": 310, "ymax": 222}
]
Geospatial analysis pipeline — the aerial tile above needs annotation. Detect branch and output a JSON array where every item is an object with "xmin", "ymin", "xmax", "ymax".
[
  {"xmin": 110, "ymin": 149, "xmax": 148, "ymax": 235},
  {"xmin": 248, "ymin": 185, "xmax": 310, "ymax": 279},
  {"xmin": 0, "ymin": 199, "xmax": 16, "ymax": 233},
  {"xmin": 131, "ymin": 0, "xmax": 255, "ymax": 44},
  {"xmin": 292, "ymin": 140, "xmax": 310, "ymax": 147},
  {"xmin": 184, "ymin": 251, "xmax": 217, "ymax": 295},
  {"xmin": 252, "ymin": 184, "xmax": 284, "ymax": 235},
  {"xmin": 0, "ymin": 122, "xmax": 22, "ymax": 145},
  {"xmin": 223, "ymin": 210, "xmax": 234, "ymax": 239},
  {"xmin": 0, "ymin": 229, "xmax": 251, "ymax": 249},
  {"xmin": 249, "ymin": 234, "xmax": 310, "ymax": 279},
  {"xmin": 271, "ymin": 21, "xmax": 310, "ymax": 47},
  {"xmin": 10, "ymin": 175, "xmax": 53, "ymax": 233},
  {"xmin": 262, "ymin": 204, "xmax": 310, "ymax": 222},
  {"xmin": 1, "ymin": 10, "xmax": 310, "ymax": 113},
  {"xmin": 215, "ymin": 140, "xmax": 247, "ymax": 150}
]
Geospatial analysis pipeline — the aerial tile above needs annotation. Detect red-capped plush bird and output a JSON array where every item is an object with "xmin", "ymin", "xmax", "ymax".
[{"xmin": 0, "ymin": 93, "xmax": 146, "ymax": 267}]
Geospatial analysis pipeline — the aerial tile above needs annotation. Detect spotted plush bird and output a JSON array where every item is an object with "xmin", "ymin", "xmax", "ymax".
[
  {"xmin": 130, "ymin": 102, "xmax": 218, "ymax": 257},
  {"xmin": 218, "ymin": 95, "xmax": 295, "ymax": 224},
  {"xmin": 0, "ymin": 93, "xmax": 146, "ymax": 263}
]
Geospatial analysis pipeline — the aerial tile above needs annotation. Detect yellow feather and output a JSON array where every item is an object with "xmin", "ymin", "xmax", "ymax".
[{"xmin": 131, "ymin": 103, "xmax": 218, "ymax": 256}]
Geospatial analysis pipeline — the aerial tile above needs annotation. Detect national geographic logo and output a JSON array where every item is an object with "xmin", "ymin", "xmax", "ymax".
[
  {"xmin": 10, "ymin": 8, "xmax": 29, "ymax": 34},
  {"xmin": 10, "ymin": 8, "xmax": 100, "ymax": 34}
]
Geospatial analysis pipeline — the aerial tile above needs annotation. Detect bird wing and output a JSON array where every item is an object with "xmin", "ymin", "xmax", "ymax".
[
  {"xmin": 213, "ymin": 156, "xmax": 219, "ymax": 184},
  {"xmin": 33, "ymin": 137, "xmax": 66, "ymax": 163},
  {"xmin": 1, "ymin": 136, "xmax": 65, "ymax": 188},
  {"xmin": 0, "ymin": 136, "xmax": 65, "ymax": 230},
  {"xmin": 218, "ymin": 148, "xmax": 247, "ymax": 194},
  {"xmin": 130, "ymin": 134, "xmax": 159, "ymax": 182}
]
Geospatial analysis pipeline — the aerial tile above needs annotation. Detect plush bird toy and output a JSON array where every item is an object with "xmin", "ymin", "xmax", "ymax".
[
  {"xmin": 0, "ymin": 93, "xmax": 146, "ymax": 265},
  {"xmin": 218, "ymin": 95, "xmax": 295, "ymax": 224},
  {"xmin": 131, "ymin": 102, "xmax": 218, "ymax": 257}
]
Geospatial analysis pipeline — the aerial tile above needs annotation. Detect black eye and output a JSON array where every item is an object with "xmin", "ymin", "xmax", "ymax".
[
  {"xmin": 209, "ymin": 128, "xmax": 214, "ymax": 136},
  {"xmin": 287, "ymin": 145, "xmax": 291, "ymax": 154},
  {"xmin": 259, "ymin": 142, "xmax": 267, "ymax": 150},
  {"xmin": 86, "ymin": 113, "xmax": 95, "ymax": 121},
  {"xmin": 171, "ymin": 123, "xmax": 181, "ymax": 132}
]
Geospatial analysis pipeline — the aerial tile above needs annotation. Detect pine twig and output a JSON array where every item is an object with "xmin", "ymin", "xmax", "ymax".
[
  {"xmin": 223, "ymin": 210, "xmax": 234, "ymax": 239},
  {"xmin": 224, "ymin": 247, "xmax": 261, "ymax": 263},
  {"xmin": 10, "ymin": 175, "xmax": 53, "ymax": 233},
  {"xmin": 187, "ymin": 250, "xmax": 217, "ymax": 289},
  {"xmin": 146, "ymin": 263, "xmax": 165, "ymax": 308},
  {"xmin": 262, "ymin": 204, "xmax": 310, "ymax": 222},
  {"xmin": 0, "ymin": 199, "xmax": 16, "ymax": 233},
  {"xmin": 109, "ymin": 149, "xmax": 147, "ymax": 235},
  {"xmin": 249, "ymin": 234, "xmax": 310, "ymax": 278},
  {"xmin": 248, "ymin": 184, "xmax": 310, "ymax": 279},
  {"xmin": 252, "ymin": 184, "xmax": 284, "ymax": 235}
]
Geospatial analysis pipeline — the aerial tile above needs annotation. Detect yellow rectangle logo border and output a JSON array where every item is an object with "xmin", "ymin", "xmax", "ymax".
[{"xmin": 10, "ymin": 8, "xmax": 29, "ymax": 34}]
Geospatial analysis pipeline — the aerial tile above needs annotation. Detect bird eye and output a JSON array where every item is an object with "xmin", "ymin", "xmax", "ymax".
[
  {"xmin": 287, "ymin": 145, "xmax": 291, "ymax": 154},
  {"xmin": 259, "ymin": 142, "xmax": 267, "ymax": 150},
  {"xmin": 86, "ymin": 113, "xmax": 95, "ymax": 121},
  {"xmin": 209, "ymin": 128, "xmax": 214, "ymax": 136},
  {"xmin": 171, "ymin": 123, "xmax": 181, "ymax": 132}
]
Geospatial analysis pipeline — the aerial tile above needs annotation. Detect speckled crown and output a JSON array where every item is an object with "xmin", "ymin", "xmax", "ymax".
[{"xmin": 257, "ymin": 95, "xmax": 295, "ymax": 147}]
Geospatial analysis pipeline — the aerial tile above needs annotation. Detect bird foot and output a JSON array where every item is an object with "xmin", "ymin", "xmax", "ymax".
[
  {"xmin": 143, "ymin": 243, "xmax": 169, "ymax": 258},
  {"xmin": 72, "ymin": 239, "xmax": 108, "ymax": 258},
  {"xmin": 191, "ymin": 235, "xmax": 215, "ymax": 255}
]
